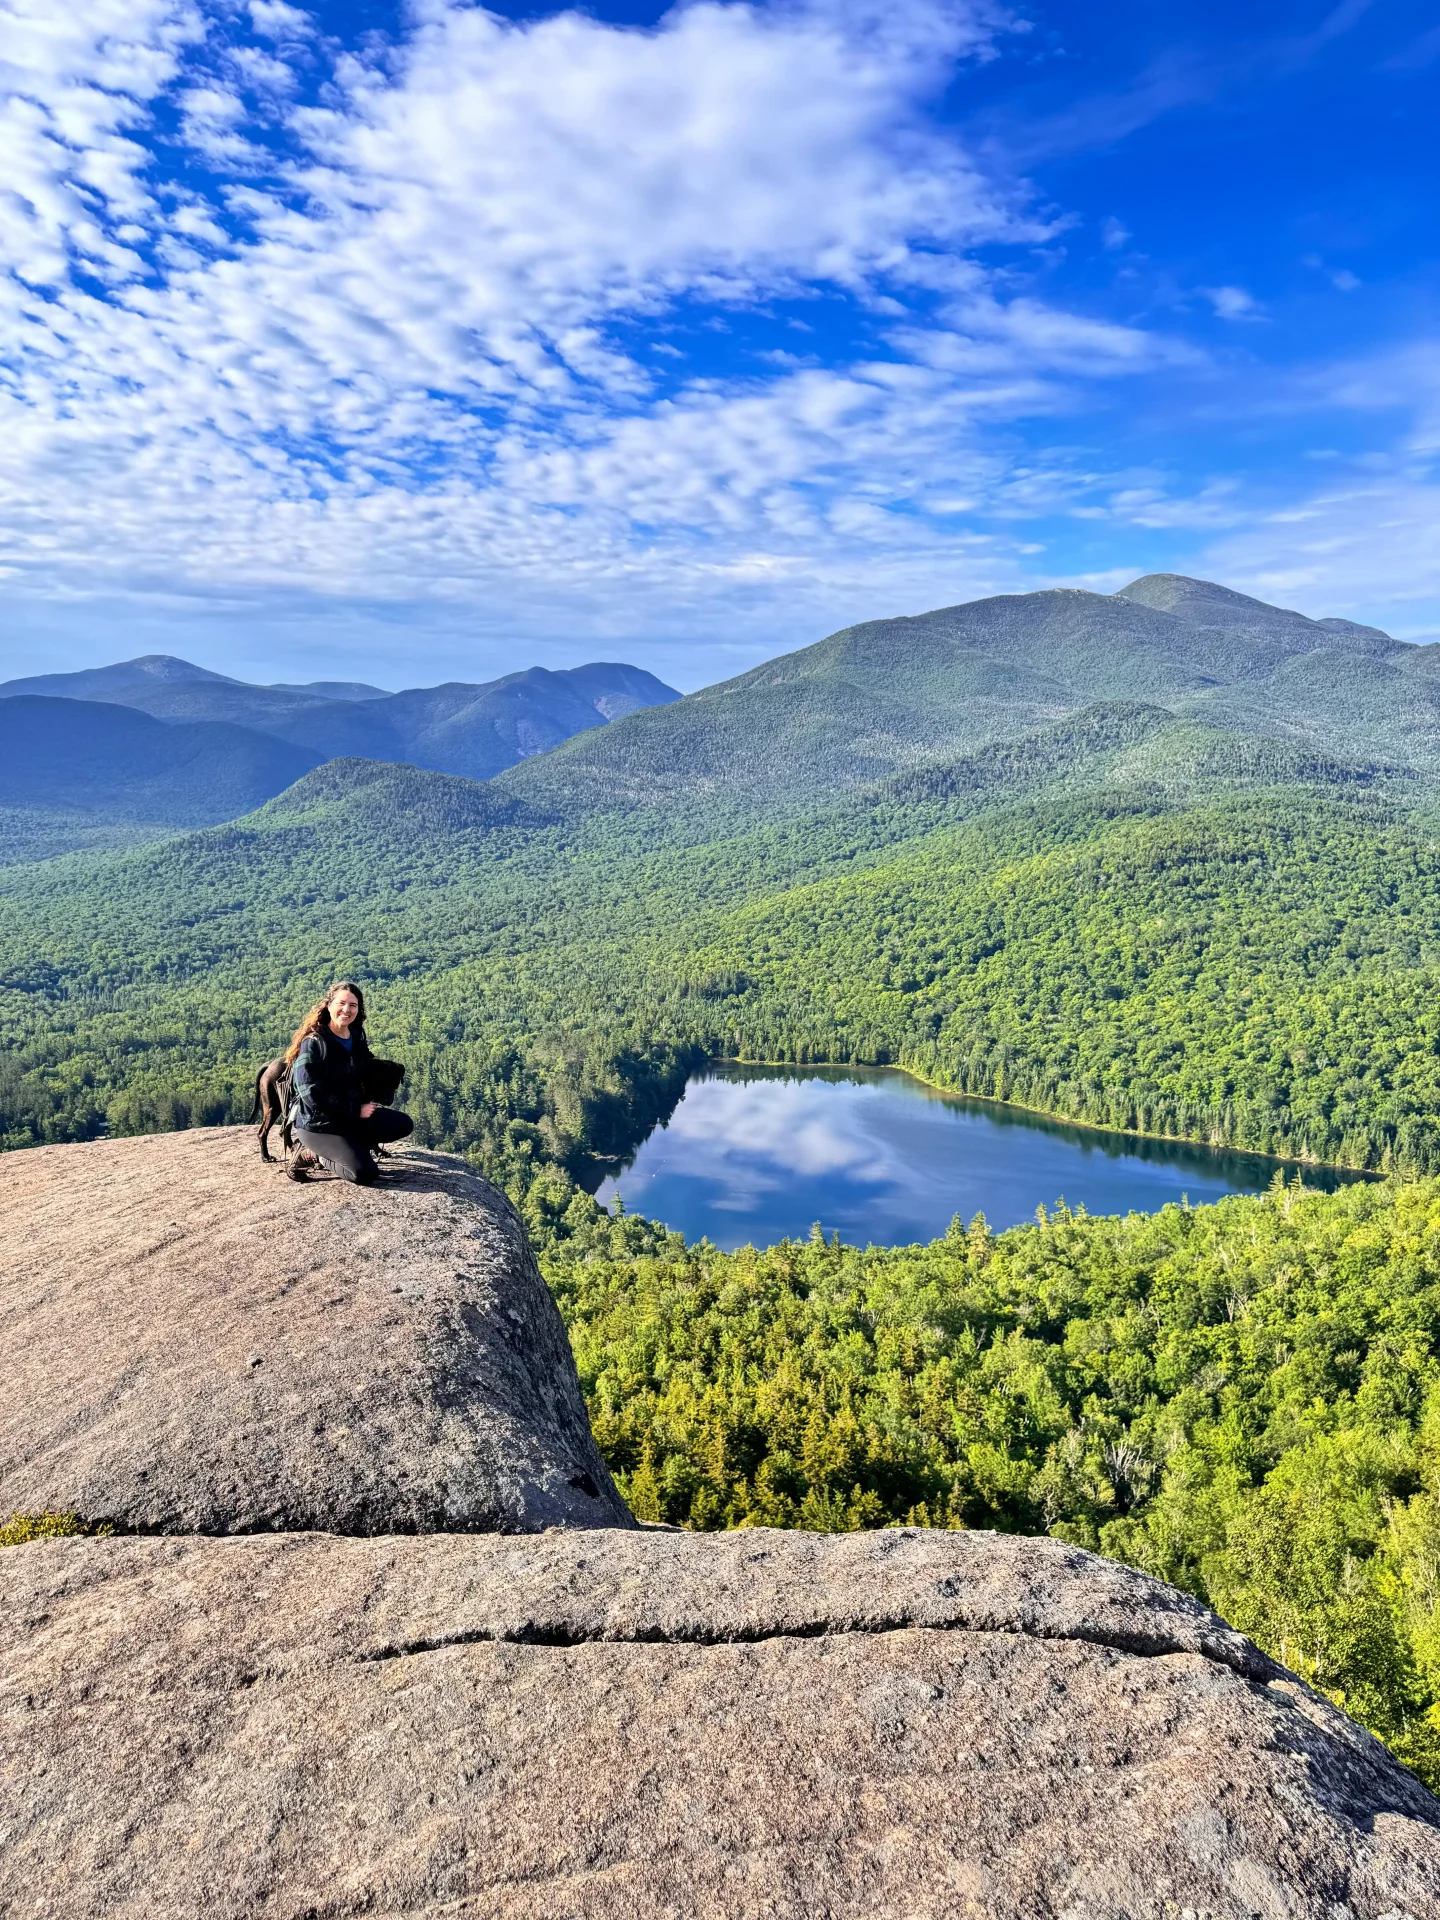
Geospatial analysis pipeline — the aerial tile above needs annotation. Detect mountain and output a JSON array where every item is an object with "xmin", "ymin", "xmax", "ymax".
[
  {"xmin": 1114, "ymin": 572, "xmax": 1395, "ymax": 651},
  {"xmin": 0, "ymin": 656, "xmax": 682, "ymax": 780},
  {"xmin": 1, "ymin": 655, "xmax": 236, "ymax": 700},
  {"xmin": 25, "ymin": 573, "xmax": 1418, "ymax": 834},
  {"xmin": 0, "ymin": 697, "xmax": 323, "ymax": 864},
  {"xmin": 248, "ymin": 757, "xmax": 545, "ymax": 839},
  {"xmin": 547, "ymin": 662, "xmax": 680, "ymax": 720},
  {"xmin": 266, "ymin": 665, "xmax": 682, "ymax": 781},
  {"xmin": 500, "ymin": 576, "xmax": 1439, "ymax": 820},
  {"xmin": 265, "ymin": 680, "xmax": 390, "ymax": 700},
  {"xmin": 0, "ymin": 657, "xmax": 358, "ymax": 736}
]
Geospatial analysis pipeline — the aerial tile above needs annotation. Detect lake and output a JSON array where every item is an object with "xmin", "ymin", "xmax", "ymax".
[{"xmin": 593, "ymin": 1064, "xmax": 1367, "ymax": 1249}]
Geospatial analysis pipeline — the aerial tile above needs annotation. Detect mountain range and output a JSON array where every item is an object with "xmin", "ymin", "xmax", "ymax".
[
  {"xmin": 10, "ymin": 574, "xmax": 1431, "ymax": 864},
  {"xmin": 499, "ymin": 574, "xmax": 1437, "ymax": 821},
  {"xmin": 0, "ymin": 655, "xmax": 680, "ymax": 861}
]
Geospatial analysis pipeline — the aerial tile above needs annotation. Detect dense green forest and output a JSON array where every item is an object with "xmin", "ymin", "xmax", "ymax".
[
  {"xmin": 553, "ymin": 1172, "xmax": 1440, "ymax": 1786},
  {"xmin": 5, "ymin": 741, "xmax": 1440, "ymax": 1187}
]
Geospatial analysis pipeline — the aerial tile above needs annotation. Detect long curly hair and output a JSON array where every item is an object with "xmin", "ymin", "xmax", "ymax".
[{"xmin": 285, "ymin": 980, "xmax": 368, "ymax": 1066}]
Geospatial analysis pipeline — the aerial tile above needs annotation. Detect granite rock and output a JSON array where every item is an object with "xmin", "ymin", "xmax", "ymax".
[
  {"xmin": 0, "ymin": 1128, "xmax": 630, "ymax": 1534},
  {"xmin": 4, "ymin": 1525, "xmax": 1439, "ymax": 1919}
]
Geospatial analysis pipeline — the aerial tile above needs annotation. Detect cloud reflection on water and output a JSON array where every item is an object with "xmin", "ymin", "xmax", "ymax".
[
  {"xmin": 662, "ymin": 1077, "xmax": 904, "ymax": 1198},
  {"xmin": 595, "ymin": 1066, "xmax": 1366, "ymax": 1251}
]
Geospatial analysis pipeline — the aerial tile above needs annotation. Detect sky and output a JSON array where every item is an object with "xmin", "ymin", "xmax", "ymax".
[{"xmin": 0, "ymin": 0, "xmax": 1436, "ymax": 691}]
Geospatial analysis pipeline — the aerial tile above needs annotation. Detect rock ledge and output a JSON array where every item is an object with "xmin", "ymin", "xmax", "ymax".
[
  {"xmin": 0, "ymin": 1128, "xmax": 630, "ymax": 1534},
  {"xmin": 4, "ymin": 1526, "xmax": 1439, "ymax": 1919}
]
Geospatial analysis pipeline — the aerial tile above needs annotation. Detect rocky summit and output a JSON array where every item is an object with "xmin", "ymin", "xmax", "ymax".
[
  {"xmin": 4, "ymin": 1525, "xmax": 1440, "ymax": 1918},
  {"xmin": 3, "ymin": 1127, "xmax": 1440, "ymax": 1917},
  {"xmin": 0, "ymin": 1128, "xmax": 630, "ymax": 1534}
]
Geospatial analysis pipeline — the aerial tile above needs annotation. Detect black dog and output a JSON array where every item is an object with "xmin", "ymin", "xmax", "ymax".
[
  {"xmin": 250, "ymin": 1056, "xmax": 406, "ymax": 1162},
  {"xmin": 249, "ymin": 1057, "xmax": 290, "ymax": 1163}
]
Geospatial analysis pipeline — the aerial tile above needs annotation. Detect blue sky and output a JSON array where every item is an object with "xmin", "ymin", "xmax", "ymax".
[{"xmin": 0, "ymin": 0, "xmax": 1435, "ymax": 690}]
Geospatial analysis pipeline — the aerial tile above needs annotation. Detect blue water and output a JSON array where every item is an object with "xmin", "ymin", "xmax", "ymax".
[{"xmin": 594, "ymin": 1064, "xmax": 1366, "ymax": 1250}]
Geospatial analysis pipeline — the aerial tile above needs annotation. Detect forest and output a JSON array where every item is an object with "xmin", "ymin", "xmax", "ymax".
[
  {"xmin": 554, "ymin": 1174, "xmax": 1440, "ymax": 1787},
  {"xmin": 6, "ymin": 759, "xmax": 1440, "ymax": 1183}
]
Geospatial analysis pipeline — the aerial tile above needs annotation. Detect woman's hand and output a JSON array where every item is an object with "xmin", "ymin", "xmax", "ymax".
[{"xmin": 360, "ymin": 1100, "xmax": 378, "ymax": 1119}]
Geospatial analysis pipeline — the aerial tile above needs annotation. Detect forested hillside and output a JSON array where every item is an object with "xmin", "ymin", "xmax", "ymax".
[
  {"xmin": 556, "ymin": 1173, "xmax": 1440, "ymax": 1786},
  {"xmin": 0, "ymin": 697, "xmax": 323, "ymax": 864},
  {"xmin": 500, "ymin": 573, "xmax": 1440, "ymax": 816},
  {"xmin": 4, "ymin": 727, "xmax": 1440, "ymax": 1183}
]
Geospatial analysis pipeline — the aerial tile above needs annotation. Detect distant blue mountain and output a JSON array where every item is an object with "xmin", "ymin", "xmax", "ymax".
[
  {"xmin": 0, "ymin": 696, "xmax": 325, "ymax": 863},
  {"xmin": 265, "ymin": 679, "xmax": 390, "ymax": 701},
  {"xmin": 3, "ymin": 655, "xmax": 233, "ymax": 699},
  {"xmin": 0, "ymin": 656, "xmax": 682, "ymax": 782}
]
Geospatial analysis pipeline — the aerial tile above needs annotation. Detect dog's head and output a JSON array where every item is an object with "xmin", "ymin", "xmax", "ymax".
[{"xmin": 365, "ymin": 1057, "xmax": 406, "ymax": 1104}]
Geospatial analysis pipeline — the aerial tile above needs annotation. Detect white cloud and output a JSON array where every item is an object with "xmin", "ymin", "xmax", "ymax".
[
  {"xmin": 1200, "ymin": 284, "xmax": 1261, "ymax": 321},
  {"xmin": 247, "ymin": 0, "xmax": 310, "ymax": 37},
  {"xmin": 0, "ymin": 0, "xmax": 1141, "ymax": 636},
  {"xmin": 895, "ymin": 294, "xmax": 1189, "ymax": 376},
  {"xmin": 0, "ymin": 0, "xmax": 200, "ymax": 286},
  {"xmin": 1199, "ymin": 476, "xmax": 1440, "ymax": 629},
  {"xmin": 1084, "ymin": 480, "xmax": 1245, "ymax": 530},
  {"xmin": 261, "ymin": 0, "xmax": 1023, "ymax": 397}
]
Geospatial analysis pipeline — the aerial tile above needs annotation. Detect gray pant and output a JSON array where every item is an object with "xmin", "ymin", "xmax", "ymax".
[{"xmin": 295, "ymin": 1108, "xmax": 414, "ymax": 1185}]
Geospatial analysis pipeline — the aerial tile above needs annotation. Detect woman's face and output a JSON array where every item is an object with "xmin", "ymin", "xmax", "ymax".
[{"xmin": 328, "ymin": 989, "xmax": 361, "ymax": 1030}]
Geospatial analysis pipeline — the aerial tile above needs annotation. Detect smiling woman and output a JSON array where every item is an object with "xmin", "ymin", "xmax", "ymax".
[
  {"xmin": 0, "ymin": 0, "xmax": 1436, "ymax": 683},
  {"xmin": 284, "ymin": 980, "xmax": 413, "ymax": 1184}
]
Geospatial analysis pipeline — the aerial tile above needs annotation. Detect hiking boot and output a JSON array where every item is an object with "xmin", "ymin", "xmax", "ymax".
[{"xmin": 287, "ymin": 1149, "xmax": 319, "ymax": 1182}]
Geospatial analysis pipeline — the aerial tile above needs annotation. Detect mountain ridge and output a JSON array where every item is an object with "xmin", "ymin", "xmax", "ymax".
[
  {"xmin": 0, "ymin": 656, "xmax": 682, "ymax": 782},
  {"xmin": 8, "ymin": 576, "xmax": 1428, "ymax": 844},
  {"xmin": 0, "ymin": 696, "xmax": 325, "ymax": 864},
  {"xmin": 500, "ymin": 575, "xmax": 1439, "ymax": 821},
  {"xmin": 0, "ymin": 656, "xmax": 681, "ymax": 861}
]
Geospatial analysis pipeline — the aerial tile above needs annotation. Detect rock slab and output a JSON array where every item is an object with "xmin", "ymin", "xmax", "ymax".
[
  {"xmin": 4, "ymin": 1526, "xmax": 1439, "ymax": 1919},
  {"xmin": 0, "ymin": 1128, "xmax": 630, "ymax": 1534}
]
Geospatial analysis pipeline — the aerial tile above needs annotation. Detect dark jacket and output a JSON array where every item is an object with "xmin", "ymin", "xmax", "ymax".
[{"xmin": 289, "ymin": 1026, "xmax": 374, "ymax": 1134}]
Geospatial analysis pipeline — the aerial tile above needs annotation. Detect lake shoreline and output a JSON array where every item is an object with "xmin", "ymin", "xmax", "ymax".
[
  {"xmin": 708, "ymin": 1056, "xmax": 1387, "ymax": 1184},
  {"xmin": 597, "ymin": 1062, "xmax": 1374, "ymax": 1251}
]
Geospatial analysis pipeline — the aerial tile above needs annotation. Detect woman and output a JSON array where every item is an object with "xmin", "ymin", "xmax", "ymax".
[{"xmin": 285, "ymin": 980, "xmax": 413, "ymax": 1185}]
